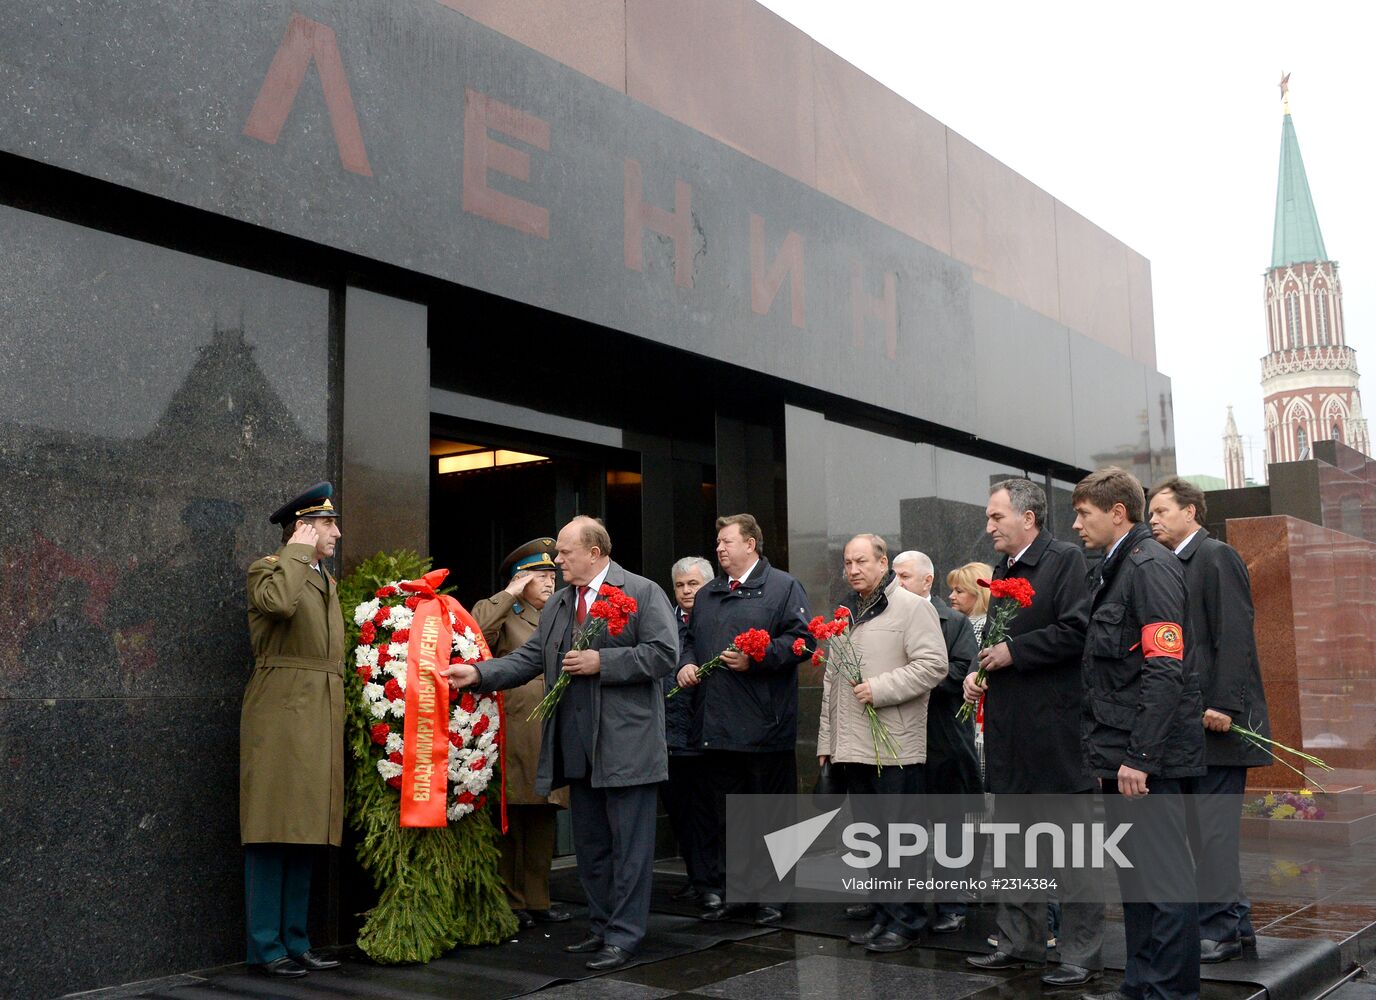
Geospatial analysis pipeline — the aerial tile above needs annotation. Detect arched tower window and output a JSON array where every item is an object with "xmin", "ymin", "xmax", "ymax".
[
  {"xmin": 1286, "ymin": 292, "xmax": 1301, "ymax": 347},
  {"xmin": 1296, "ymin": 425, "xmax": 1308, "ymax": 457},
  {"xmin": 1332, "ymin": 422, "xmax": 1343, "ymax": 444},
  {"xmin": 1316, "ymin": 293, "xmax": 1329, "ymax": 345}
]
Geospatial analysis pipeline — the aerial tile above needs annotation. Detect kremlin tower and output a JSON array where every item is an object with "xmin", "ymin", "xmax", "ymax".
[{"xmin": 1256, "ymin": 74, "xmax": 1369, "ymax": 471}]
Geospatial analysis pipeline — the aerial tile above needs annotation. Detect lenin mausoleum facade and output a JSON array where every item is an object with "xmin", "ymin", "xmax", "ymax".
[{"xmin": 0, "ymin": 3, "xmax": 1176, "ymax": 996}]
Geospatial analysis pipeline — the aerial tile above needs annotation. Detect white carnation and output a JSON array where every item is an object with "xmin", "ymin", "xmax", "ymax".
[
  {"xmin": 354, "ymin": 598, "xmax": 380, "ymax": 626},
  {"xmin": 377, "ymin": 759, "xmax": 403, "ymax": 779},
  {"xmin": 385, "ymin": 733, "xmax": 404, "ymax": 755},
  {"xmin": 369, "ymin": 701, "xmax": 388, "ymax": 719},
  {"xmin": 362, "ymin": 682, "xmax": 385, "ymax": 702}
]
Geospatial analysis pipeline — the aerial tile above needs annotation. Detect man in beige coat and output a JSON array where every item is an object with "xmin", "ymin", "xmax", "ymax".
[
  {"xmin": 240, "ymin": 482, "xmax": 345, "ymax": 978},
  {"xmin": 817, "ymin": 533, "xmax": 948, "ymax": 954},
  {"xmin": 471, "ymin": 537, "xmax": 570, "ymax": 930}
]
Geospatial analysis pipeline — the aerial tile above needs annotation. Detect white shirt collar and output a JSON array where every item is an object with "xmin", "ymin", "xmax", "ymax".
[
  {"xmin": 581, "ymin": 562, "xmax": 610, "ymax": 597},
  {"xmin": 1174, "ymin": 529, "xmax": 1201, "ymax": 555},
  {"xmin": 1008, "ymin": 541, "xmax": 1033, "ymax": 567},
  {"xmin": 1105, "ymin": 531, "xmax": 1131, "ymax": 562},
  {"xmin": 919, "ymin": 592, "xmax": 932, "ymax": 602},
  {"xmin": 732, "ymin": 558, "xmax": 761, "ymax": 587}
]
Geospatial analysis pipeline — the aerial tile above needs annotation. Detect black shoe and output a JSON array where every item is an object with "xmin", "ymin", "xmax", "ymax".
[
  {"xmin": 967, "ymin": 951, "xmax": 1037, "ymax": 970},
  {"xmin": 848, "ymin": 922, "xmax": 887, "ymax": 945},
  {"xmin": 288, "ymin": 950, "xmax": 340, "ymax": 971},
  {"xmin": 563, "ymin": 934, "xmax": 605, "ymax": 954},
  {"xmin": 698, "ymin": 891, "xmax": 724, "ymax": 914},
  {"xmin": 845, "ymin": 903, "xmax": 876, "ymax": 921},
  {"xmin": 529, "ymin": 907, "xmax": 572, "ymax": 923},
  {"xmin": 1241, "ymin": 932, "xmax": 1257, "ymax": 947},
  {"xmin": 671, "ymin": 883, "xmax": 701, "ymax": 902},
  {"xmin": 514, "ymin": 909, "xmax": 536, "ymax": 930},
  {"xmin": 865, "ymin": 931, "xmax": 915, "ymax": 953},
  {"xmin": 253, "ymin": 957, "xmax": 308, "ymax": 978},
  {"xmin": 756, "ymin": 906, "xmax": 783, "ymax": 925},
  {"xmin": 1040, "ymin": 964, "xmax": 1099, "ymax": 988},
  {"xmin": 1200, "ymin": 938, "xmax": 1243, "ymax": 963},
  {"xmin": 585, "ymin": 945, "xmax": 631, "ymax": 971},
  {"xmin": 701, "ymin": 901, "xmax": 752, "ymax": 922},
  {"xmin": 930, "ymin": 913, "xmax": 966, "ymax": 934}
]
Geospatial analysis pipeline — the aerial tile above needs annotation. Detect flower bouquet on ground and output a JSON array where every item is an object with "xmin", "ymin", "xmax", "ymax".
[
  {"xmin": 666, "ymin": 627, "xmax": 771, "ymax": 697},
  {"xmin": 1242, "ymin": 788, "xmax": 1327, "ymax": 821},
  {"xmin": 796, "ymin": 606, "xmax": 903, "ymax": 770},
  {"xmin": 528, "ymin": 583, "xmax": 637, "ymax": 722},
  {"xmin": 956, "ymin": 577, "xmax": 1034, "ymax": 723}
]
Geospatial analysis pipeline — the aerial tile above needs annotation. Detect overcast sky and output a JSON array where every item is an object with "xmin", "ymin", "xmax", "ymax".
[{"xmin": 759, "ymin": 0, "xmax": 1374, "ymax": 480}]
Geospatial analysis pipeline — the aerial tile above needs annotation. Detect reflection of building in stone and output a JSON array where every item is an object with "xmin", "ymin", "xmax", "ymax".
[
  {"xmin": 0, "ymin": 325, "xmax": 320, "ymax": 691},
  {"xmin": 1090, "ymin": 391, "xmax": 1176, "ymax": 486}
]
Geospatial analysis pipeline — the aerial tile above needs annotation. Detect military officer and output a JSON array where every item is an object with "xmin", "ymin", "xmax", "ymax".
[
  {"xmin": 471, "ymin": 538, "xmax": 572, "ymax": 930},
  {"xmin": 240, "ymin": 482, "xmax": 346, "ymax": 978}
]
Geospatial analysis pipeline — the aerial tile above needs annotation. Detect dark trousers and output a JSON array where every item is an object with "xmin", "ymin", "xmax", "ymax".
[
  {"xmin": 1103, "ymin": 777, "xmax": 1201, "ymax": 1000},
  {"xmin": 499, "ymin": 803, "xmax": 558, "ymax": 910},
  {"xmin": 569, "ymin": 779, "xmax": 657, "ymax": 953},
  {"xmin": 243, "ymin": 843, "xmax": 313, "ymax": 964},
  {"xmin": 701, "ymin": 748, "xmax": 797, "ymax": 897},
  {"xmin": 1184, "ymin": 765, "xmax": 1253, "ymax": 942},
  {"xmin": 994, "ymin": 791, "xmax": 1104, "ymax": 969},
  {"xmin": 662, "ymin": 752, "xmax": 713, "ymax": 889},
  {"xmin": 842, "ymin": 761, "xmax": 929, "ymax": 938}
]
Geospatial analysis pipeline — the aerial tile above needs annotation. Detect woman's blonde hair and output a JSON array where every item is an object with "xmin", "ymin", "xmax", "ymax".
[{"xmin": 946, "ymin": 561, "xmax": 993, "ymax": 617}]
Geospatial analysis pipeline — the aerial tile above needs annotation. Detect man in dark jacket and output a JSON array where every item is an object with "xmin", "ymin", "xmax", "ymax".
[
  {"xmin": 674, "ymin": 513, "xmax": 810, "ymax": 922},
  {"xmin": 1149, "ymin": 476, "xmax": 1271, "ymax": 963},
  {"xmin": 445, "ymin": 517, "xmax": 679, "ymax": 972},
  {"xmin": 964, "ymin": 479, "xmax": 1102, "ymax": 988},
  {"xmin": 893, "ymin": 549, "xmax": 980, "ymax": 934},
  {"xmin": 1074, "ymin": 467, "xmax": 1205, "ymax": 1000}
]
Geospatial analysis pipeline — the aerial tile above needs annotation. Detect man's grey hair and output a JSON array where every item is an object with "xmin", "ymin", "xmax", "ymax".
[
  {"xmin": 670, "ymin": 556, "xmax": 715, "ymax": 582},
  {"xmin": 990, "ymin": 477, "xmax": 1046, "ymax": 529},
  {"xmin": 892, "ymin": 550, "xmax": 933, "ymax": 578}
]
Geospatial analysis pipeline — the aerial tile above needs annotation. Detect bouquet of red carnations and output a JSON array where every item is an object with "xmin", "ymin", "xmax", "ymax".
[
  {"xmin": 795, "ymin": 606, "xmax": 903, "ymax": 770},
  {"xmin": 666, "ymin": 627, "xmax": 771, "ymax": 697},
  {"xmin": 528, "ymin": 584, "xmax": 638, "ymax": 722},
  {"xmin": 956, "ymin": 577, "xmax": 1034, "ymax": 722}
]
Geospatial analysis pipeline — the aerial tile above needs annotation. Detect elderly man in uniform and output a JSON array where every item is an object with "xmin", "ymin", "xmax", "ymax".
[
  {"xmin": 472, "ymin": 537, "xmax": 572, "ymax": 930},
  {"xmin": 1074, "ymin": 467, "xmax": 1205, "ymax": 1000},
  {"xmin": 240, "ymin": 482, "xmax": 345, "ymax": 979},
  {"xmin": 445, "ymin": 516, "xmax": 678, "ymax": 972}
]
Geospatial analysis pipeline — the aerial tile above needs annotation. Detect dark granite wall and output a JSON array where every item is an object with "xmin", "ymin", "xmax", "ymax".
[{"xmin": 0, "ymin": 205, "xmax": 331, "ymax": 999}]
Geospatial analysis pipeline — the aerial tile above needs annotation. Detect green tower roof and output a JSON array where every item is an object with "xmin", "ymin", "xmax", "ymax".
[{"xmin": 1271, "ymin": 109, "xmax": 1328, "ymax": 268}]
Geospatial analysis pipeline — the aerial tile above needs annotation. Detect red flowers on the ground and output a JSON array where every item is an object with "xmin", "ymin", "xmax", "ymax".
[
  {"xmin": 370, "ymin": 723, "xmax": 390, "ymax": 745},
  {"xmin": 978, "ymin": 577, "xmax": 1035, "ymax": 609},
  {"xmin": 734, "ymin": 628, "xmax": 772, "ymax": 662}
]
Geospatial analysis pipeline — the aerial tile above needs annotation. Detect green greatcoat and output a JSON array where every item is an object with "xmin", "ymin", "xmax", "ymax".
[{"xmin": 240, "ymin": 541, "xmax": 345, "ymax": 846}]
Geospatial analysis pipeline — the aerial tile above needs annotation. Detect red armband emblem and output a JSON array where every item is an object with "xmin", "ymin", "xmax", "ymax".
[{"xmin": 1141, "ymin": 622, "xmax": 1183, "ymax": 659}]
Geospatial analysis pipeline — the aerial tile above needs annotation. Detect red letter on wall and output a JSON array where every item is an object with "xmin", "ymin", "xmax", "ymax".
[
  {"xmin": 624, "ymin": 159, "xmax": 694, "ymax": 289},
  {"xmin": 243, "ymin": 13, "xmax": 372, "ymax": 177},
  {"xmin": 851, "ymin": 262, "xmax": 898, "ymax": 360},
  {"xmin": 750, "ymin": 214, "xmax": 805, "ymax": 330},
  {"xmin": 462, "ymin": 89, "xmax": 551, "ymax": 238}
]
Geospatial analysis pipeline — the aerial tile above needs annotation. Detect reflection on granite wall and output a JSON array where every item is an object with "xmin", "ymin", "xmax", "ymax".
[
  {"xmin": 0, "ymin": 206, "xmax": 329, "ymax": 999},
  {"xmin": 1228, "ymin": 516, "xmax": 1376, "ymax": 789}
]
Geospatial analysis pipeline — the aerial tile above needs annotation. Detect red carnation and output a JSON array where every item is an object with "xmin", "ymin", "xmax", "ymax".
[
  {"xmin": 387, "ymin": 776, "xmax": 402, "ymax": 789},
  {"xmin": 734, "ymin": 628, "xmax": 772, "ymax": 662},
  {"xmin": 449, "ymin": 731, "xmax": 463, "ymax": 747},
  {"xmin": 377, "ymin": 648, "xmax": 391, "ymax": 667},
  {"xmin": 811, "ymin": 651, "xmax": 823, "ymax": 666},
  {"xmin": 388, "ymin": 751, "xmax": 402, "ymax": 765},
  {"xmin": 460, "ymin": 692, "xmax": 477, "ymax": 713},
  {"xmin": 405, "ymin": 595, "xmax": 421, "ymax": 610},
  {"xmin": 356, "ymin": 664, "xmax": 371, "ymax": 680},
  {"xmin": 370, "ymin": 723, "xmax": 390, "ymax": 746},
  {"xmin": 392, "ymin": 628, "xmax": 410, "ymax": 643},
  {"xmin": 359, "ymin": 621, "xmax": 377, "ymax": 644},
  {"xmin": 834, "ymin": 606, "xmax": 851, "ymax": 619},
  {"xmin": 792, "ymin": 637, "xmax": 807, "ymax": 657},
  {"xmin": 384, "ymin": 679, "xmax": 403, "ymax": 701},
  {"xmin": 457, "ymin": 790, "xmax": 475, "ymax": 804},
  {"xmin": 375, "ymin": 586, "xmax": 397, "ymax": 598},
  {"xmin": 472, "ymin": 715, "xmax": 489, "ymax": 737},
  {"xmin": 373, "ymin": 606, "xmax": 390, "ymax": 627},
  {"xmin": 470, "ymin": 756, "xmax": 487, "ymax": 771},
  {"xmin": 982, "ymin": 577, "xmax": 1035, "ymax": 609}
]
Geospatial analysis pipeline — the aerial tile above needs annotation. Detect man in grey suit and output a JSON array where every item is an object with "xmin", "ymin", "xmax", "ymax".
[{"xmin": 445, "ymin": 516, "xmax": 678, "ymax": 971}]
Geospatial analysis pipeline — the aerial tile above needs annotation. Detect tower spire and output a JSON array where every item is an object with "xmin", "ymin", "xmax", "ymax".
[{"xmin": 1272, "ymin": 75, "xmax": 1327, "ymax": 268}]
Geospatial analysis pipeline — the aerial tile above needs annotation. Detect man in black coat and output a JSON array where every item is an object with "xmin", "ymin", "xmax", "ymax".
[
  {"xmin": 893, "ymin": 550, "xmax": 980, "ymax": 934},
  {"xmin": 1074, "ymin": 468, "xmax": 1205, "ymax": 1000},
  {"xmin": 1149, "ymin": 476, "xmax": 1271, "ymax": 963},
  {"xmin": 674, "ymin": 513, "xmax": 810, "ymax": 922},
  {"xmin": 963, "ymin": 478, "xmax": 1103, "ymax": 988}
]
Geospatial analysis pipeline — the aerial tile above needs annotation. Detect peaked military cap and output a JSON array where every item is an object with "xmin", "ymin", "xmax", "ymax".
[
  {"xmin": 269, "ymin": 481, "xmax": 340, "ymax": 525},
  {"xmin": 499, "ymin": 537, "xmax": 558, "ymax": 579}
]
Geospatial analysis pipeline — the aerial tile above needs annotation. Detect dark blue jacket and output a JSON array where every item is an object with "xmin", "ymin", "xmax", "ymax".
[
  {"xmin": 680, "ymin": 557, "xmax": 810, "ymax": 753},
  {"xmin": 661, "ymin": 609, "xmax": 698, "ymax": 754}
]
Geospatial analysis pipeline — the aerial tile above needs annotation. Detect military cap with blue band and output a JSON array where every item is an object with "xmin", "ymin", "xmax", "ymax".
[
  {"xmin": 269, "ymin": 481, "xmax": 340, "ymax": 526},
  {"xmin": 498, "ymin": 537, "xmax": 557, "ymax": 579}
]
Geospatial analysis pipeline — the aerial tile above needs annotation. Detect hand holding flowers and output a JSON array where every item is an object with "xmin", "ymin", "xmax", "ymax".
[
  {"xmin": 796, "ymin": 606, "xmax": 902, "ymax": 769},
  {"xmin": 667, "ymin": 627, "xmax": 771, "ymax": 697},
  {"xmin": 957, "ymin": 577, "xmax": 1034, "ymax": 723},
  {"xmin": 528, "ymin": 584, "xmax": 638, "ymax": 722}
]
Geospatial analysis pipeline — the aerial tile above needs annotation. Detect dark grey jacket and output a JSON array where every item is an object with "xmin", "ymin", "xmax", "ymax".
[
  {"xmin": 477, "ymin": 561, "xmax": 680, "ymax": 792},
  {"xmin": 1177, "ymin": 529, "xmax": 1271, "ymax": 768}
]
